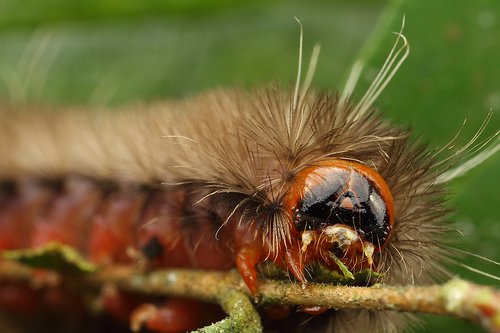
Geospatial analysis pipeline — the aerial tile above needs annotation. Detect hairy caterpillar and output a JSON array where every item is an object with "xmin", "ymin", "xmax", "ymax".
[{"xmin": 0, "ymin": 9, "xmax": 499, "ymax": 333}]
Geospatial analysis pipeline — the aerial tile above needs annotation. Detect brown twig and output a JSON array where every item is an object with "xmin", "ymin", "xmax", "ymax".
[{"xmin": 0, "ymin": 260, "xmax": 499, "ymax": 332}]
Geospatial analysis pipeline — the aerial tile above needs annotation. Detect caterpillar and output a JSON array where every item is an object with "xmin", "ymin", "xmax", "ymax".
[{"xmin": 0, "ymin": 10, "xmax": 498, "ymax": 333}]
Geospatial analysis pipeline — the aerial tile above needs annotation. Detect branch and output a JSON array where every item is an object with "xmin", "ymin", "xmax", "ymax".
[{"xmin": 0, "ymin": 260, "xmax": 499, "ymax": 332}]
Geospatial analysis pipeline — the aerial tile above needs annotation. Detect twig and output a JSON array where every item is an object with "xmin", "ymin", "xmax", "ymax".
[
  {"xmin": 196, "ymin": 290, "xmax": 262, "ymax": 333},
  {"xmin": 0, "ymin": 260, "xmax": 499, "ymax": 332}
]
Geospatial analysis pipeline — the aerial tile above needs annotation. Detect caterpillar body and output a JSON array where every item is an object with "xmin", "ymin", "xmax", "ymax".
[{"xmin": 0, "ymin": 19, "xmax": 497, "ymax": 333}]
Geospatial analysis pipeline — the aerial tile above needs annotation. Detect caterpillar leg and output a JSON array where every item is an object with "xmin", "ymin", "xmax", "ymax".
[
  {"xmin": 236, "ymin": 246, "xmax": 262, "ymax": 296},
  {"xmin": 101, "ymin": 286, "xmax": 144, "ymax": 325},
  {"xmin": 283, "ymin": 247, "xmax": 307, "ymax": 288},
  {"xmin": 130, "ymin": 299, "xmax": 223, "ymax": 333},
  {"xmin": 236, "ymin": 244, "xmax": 307, "ymax": 295},
  {"xmin": 298, "ymin": 306, "xmax": 329, "ymax": 315}
]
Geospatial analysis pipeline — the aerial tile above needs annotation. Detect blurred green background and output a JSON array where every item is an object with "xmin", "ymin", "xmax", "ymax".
[{"xmin": 0, "ymin": 0, "xmax": 498, "ymax": 332}]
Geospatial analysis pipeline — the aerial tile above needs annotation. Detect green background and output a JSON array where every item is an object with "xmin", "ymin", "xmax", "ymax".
[{"xmin": 0, "ymin": 0, "xmax": 498, "ymax": 332}]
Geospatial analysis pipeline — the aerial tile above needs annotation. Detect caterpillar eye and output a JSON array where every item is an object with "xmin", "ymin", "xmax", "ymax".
[{"xmin": 286, "ymin": 159, "xmax": 394, "ymax": 250}]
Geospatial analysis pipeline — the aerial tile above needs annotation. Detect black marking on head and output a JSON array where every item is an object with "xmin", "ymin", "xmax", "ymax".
[{"xmin": 294, "ymin": 169, "xmax": 390, "ymax": 245}]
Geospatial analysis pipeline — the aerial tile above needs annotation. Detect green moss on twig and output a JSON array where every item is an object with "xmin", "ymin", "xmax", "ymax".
[
  {"xmin": 2, "ymin": 241, "xmax": 96, "ymax": 274},
  {"xmin": 195, "ymin": 290, "xmax": 262, "ymax": 333}
]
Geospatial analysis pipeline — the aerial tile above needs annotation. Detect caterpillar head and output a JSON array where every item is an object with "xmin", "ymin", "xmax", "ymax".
[{"xmin": 284, "ymin": 158, "xmax": 394, "ymax": 273}]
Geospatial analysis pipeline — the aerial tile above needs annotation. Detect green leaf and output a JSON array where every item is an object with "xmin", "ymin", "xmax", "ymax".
[
  {"xmin": 312, "ymin": 261, "xmax": 383, "ymax": 285},
  {"xmin": 2, "ymin": 241, "xmax": 97, "ymax": 274},
  {"xmin": 259, "ymin": 261, "xmax": 382, "ymax": 286},
  {"xmin": 328, "ymin": 253, "xmax": 355, "ymax": 280}
]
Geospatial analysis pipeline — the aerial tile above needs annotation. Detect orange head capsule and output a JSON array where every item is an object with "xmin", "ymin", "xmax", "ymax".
[{"xmin": 285, "ymin": 159, "xmax": 394, "ymax": 271}]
